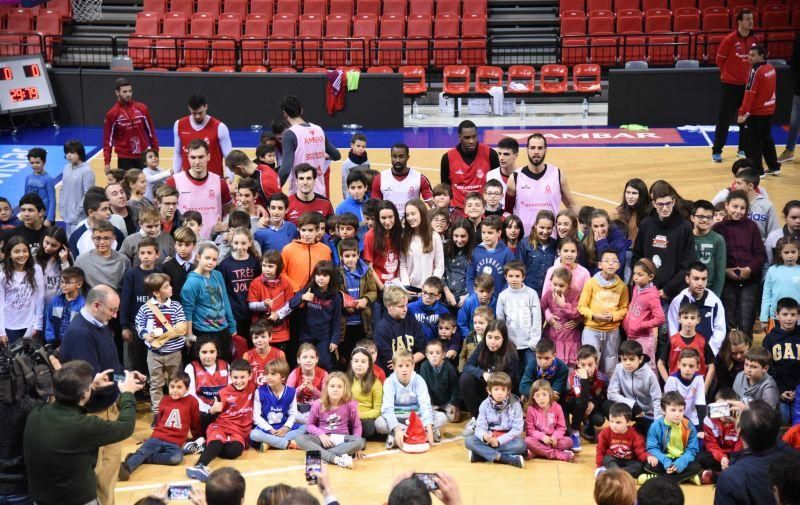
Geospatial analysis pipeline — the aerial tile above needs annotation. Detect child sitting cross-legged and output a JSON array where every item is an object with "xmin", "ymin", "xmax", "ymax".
[
  {"xmin": 287, "ymin": 343, "xmax": 329, "ymax": 422},
  {"xmin": 347, "ymin": 346, "xmax": 383, "ymax": 439},
  {"xmin": 639, "ymin": 391, "xmax": 702, "ymax": 486},
  {"xmin": 419, "ymin": 339, "xmax": 461, "ymax": 423},
  {"xmin": 118, "ymin": 372, "xmax": 201, "ymax": 481},
  {"xmin": 296, "ymin": 372, "xmax": 366, "ymax": 469},
  {"xmin": 697, "ymin": 388, "xmax": 743, "ymax": 485},
  {"xmin": 250, "ymin": 358, "xmax": 305, "ymax": 451},
  {"xmin": 465, "ymin": 371, "xmax": 526, "ymax": 468},
  {"xmin": 595, "ymin": 403, "xmax": 655, "ymax": 479},
  {"xmin": 243, "ymin": 319, "xmax": 287, "ymax": 386},
  {"xmin": 524, "ymin": 379, "xmax": 575, "ymax": 462}
]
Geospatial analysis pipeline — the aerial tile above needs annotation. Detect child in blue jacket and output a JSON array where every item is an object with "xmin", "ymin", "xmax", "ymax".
[
  {"xmin": 408, "ymin": 277, "xmax": 451, "ymax": 345},
  {"xmin": 466, "ymin": 216, "xmax": 514, "ymax": 294},
  {"xmin": 640, "ymin": 391, "xmax": 702, "ymax": 485}
]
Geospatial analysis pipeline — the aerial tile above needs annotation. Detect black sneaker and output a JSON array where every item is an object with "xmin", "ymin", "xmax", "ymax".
[
  {"xmin": 764, "ymin": 165, "xmax": 781, "ymax": 176},
  {"xmin": 118, "ymin": 457, "xmax": 132, "ymax": 482}
]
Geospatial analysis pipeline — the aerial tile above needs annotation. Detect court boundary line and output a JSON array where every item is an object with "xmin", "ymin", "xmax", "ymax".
[{"xmin": 115, "ymin": 435, "xmax": 466, "ymax": 493}]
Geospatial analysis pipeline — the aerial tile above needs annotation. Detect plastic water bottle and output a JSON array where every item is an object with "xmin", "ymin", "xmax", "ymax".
[
  {"xmin": 519, "ymin": 100, "xmax": 526, "ymax": 121},
  {"xmin": 411, "ymin": 100, "xmax": 419, "ymax": 117},
  {"xmin": 582, "ymin": 98, "xmax": 589, "ymax": 119}
]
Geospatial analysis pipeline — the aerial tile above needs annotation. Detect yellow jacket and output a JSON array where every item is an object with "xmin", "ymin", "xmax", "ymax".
[
  {"xmin": 578, "ymin": 273, "xmax": 629, "ymax": 332},
  {"xmin": 351, "ymin": 376, "xmax": 383, "ymax": 420}
]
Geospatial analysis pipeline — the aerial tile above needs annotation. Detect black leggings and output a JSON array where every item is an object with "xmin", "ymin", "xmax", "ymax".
[
  {"xmin": 198, "ymin": 440, "xmax": 244, "ymax": 466},
  {"xmin": 566, "ymin": 397, "xmax": 608, "ymax": 431},
  {"xmin": 643, "ymin": 461, "xmax": 702, "ymax": 484}
]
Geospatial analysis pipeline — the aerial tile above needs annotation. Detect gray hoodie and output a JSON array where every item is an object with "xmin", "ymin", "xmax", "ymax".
[
  {"xmin": 608, "ymin": 358, "xmax": 662, "ymax": 418},
  {"xmin": 733, "ymin": 371, "xmax": 779, "ymax": 409},
  {"xmin": 747, "ymin": 193, "xmax": 780, "ymax": 241}
]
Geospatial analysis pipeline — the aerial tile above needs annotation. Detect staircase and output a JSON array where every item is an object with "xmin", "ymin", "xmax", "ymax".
[
  {"xmin": 488, "ymin": 0, "xmax": 559, "ymax": 67},
  {"xmin": 56, "ymin": 0, "xmax": 139, "ymax": 67}
]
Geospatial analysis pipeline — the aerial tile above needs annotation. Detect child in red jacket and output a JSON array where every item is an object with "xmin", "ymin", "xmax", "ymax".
[
  {"xmin": 595, "ymin": 403, "xmax": 656, "ymax": 478},
  {"xmin": 697, "ymin": 388, "xmax": 743, "ymax": 484}
]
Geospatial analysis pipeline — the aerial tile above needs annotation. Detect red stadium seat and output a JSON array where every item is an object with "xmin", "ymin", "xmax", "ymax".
[
  {"xmin": 399, "ymin": 65, "xmax": 428, "ymax": 95},
  {"xmin": 573, "ymin": 63, "xmax": 600, "ymax": 92},
  {"xmin": 367, "ymin": 65, "xmax": 393, "ymax": 72},
  {"xmin": 442, "ymin": 65, "xmax": 470, "ymax": 94},
  {"xmin": 461, "ymin": 14, "xmax": 487, "ymax": 65},
  {"xmin": 356, "ymin": 0, "xmax": 380, "ymax": 16},
  {"xmin": 383, "ymin": 0, "xmax": 407, "ymax": 16},
  {"xmin": 540, "ymin": 64, "xmax": 568, "ymax": 93},
  {"xmin": 615, "ymin": 0, "xmax": 640, "ymax": 11},
  {"xmin": 323, "ymin": 14, "xmax": 350, "ymax": 67},
  {"xmin": 177, "ymin": 65, "xmax": 203, "ymax": 71},
  {"xmin": 143, "ymin": 0, "xmax": 167, "ymax": 16},
  {"xmin": 241, "ymin": 64, "xmax": 268, "ymax": 71},
  {"xmin": 702, "ymin": 6, "xmax": 729, "ymax": 30},
  {"xmin": 590, "ymin": 35, "xmax": 617, "ymax": 65},
  {"xmin": 560, "ymin": 0, "xmax": 585, "ymax": 13},
  {"xmin": 276, "ymin": 0, "xmax": 299, "ymax": 16},
  {"xmin": 329, "ymin": 0, "xmax": 353, "ymax": 16},
  {"xmin": 223, "ymin": 0, "xmax": 247, "ymax": 17},
  {"xmin": 617, "ymin": 9, "xmax": 643, "ymax": 32},
  {"xmin": 763, "ymin": 29, "xmax": 794, "ymax": 59},
  {"xmin": 352, "ymin": 14, "xmax": 378, "ymax": 67},
  {"xmin": 642, "ymin": 0, "xmax": 667, "ymax": 10},
  {"xmin": 303, "ymin": 0, "xmax": 327, "ymax": 15},
  {"xmin": 268, "ymin": 13, "xmax": 296, "ymax": 67},
  {"xmin": 674, "ymin": 7, "xmax": 700, "ymax": 59},
  {"xmin": 7, "ymin": 9, "xmax": 32, "ymax": 31},
  {"xmin": 588, "ymin": 10, "xmax": 614, "ymax": 34},
  {"xmin": 377, "ymin": 13, "xmax": 404, "ymax": 66},
  {"xmin": 761, "ymin": 4, "xmax": 789, "ymax": 29},
  {"xmin": 562, "ymin": 36, "xmax": 589, "ymax": 64},
  {"xmin": 409, "ymin": 0, "xmax": 434, "ymax": 16},
  {"xmin": 196, "ymin": 0, "xmax": 221, "ymax": 15},
  {"xmin": 212, "ymin": 13, "xmax": 240, "ymax": 66},
  {"xmin": 184, "ymin": 12, "xmax": 214, "ymax": 69},
  {"xmin": 143, "ymin": 66, "xmax": 170, "ymax": 71},
  {"xmin": 405, "ymin": 14, "xmax": 432, "ymax": 65},
  {"xmin": 755, "ymin": 0, "xmax": 784, "ymax": 6},
  {"xmin": 209, "ymin": 65, "xmax": 236, "ymax": 71},
  {"xmin": 617, "ymin": 10, "xmax": 645, "ymax": 62},
  {"xmin": 433, "ymin": 13, "xmax": 459, "ymax": 66},
  {"xmin": 437, "ymin": 0, "xmax": 460, "ymax": 17},
  {"xmin": 135, "ymin": 11, "xmax": 161, "ymax": 34},
  {"xmin": 298, "ymin": 14, "xmax": 323, "ymax": 67},
  {"xmin": 45, "ymin": 0, "xmax": 71, "ymax": 20},
  {"xmin": 474, "ymin": 65, "xmax": 502, "ymax": 92},
  {"xmin": 245, "ymin": 13, "xmax": 270, "ymax": 34},
  {"xmin": 271, "ymin": 66, "xmax": 297, "ymax": 71},
  {"xmin": 697, "ymin": 0, "xmax": 722, "ymax": 9},
  {"xmin": 645, "ymin": 8, "xmax": 671, "ymax": 31},
  {"xmin": 130, "ymin": 12, "xmax": 160, "ymax": 67},
  {"xmin": 645, "ymin": 7, "xmax": 673, "ymax": 62},
  {"xmin": 250, "ymin": 0, "xmax": 274, "ymax": 16},
  {"xmin": 36, "ymin": 9, "xmax": 62, "ymax": 36},
  {"xmin": 303, "ymin": 66, "xmax": 328, "ymax": 72},
  {"xmin": 669, "ymin": 0, "xmax": 696, "ymax": 9},
  {"xmin": 727, "ymin": 0, "xmax": 752, "ymax": 9},
  {"xmin": 169, "ymin": 0, "xmax": 194, "ymax": 17},
  {"xmin": 507, "ymin": 65, "xmax": 535, "ymax": 92},
  {"xmin": 586, "ymin": 0, "xmax": 612, "ymax": 13},
  {"xmin": 794, "ymin": 5, "xmax": 800, "ymax": 29},
  {"xmin": 462, "ymin": 0, "xmax": 487, "ymax": 16},
  {"xmin": 157, "ymin": 12, "xmax": 187, "ymax": 68},
  {"xmin": 561, "ymin": 10, "xmax": 587, "ymax": 35}
]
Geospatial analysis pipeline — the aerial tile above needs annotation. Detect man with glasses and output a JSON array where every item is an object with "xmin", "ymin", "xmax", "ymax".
[
  {"xmin": 691, "ymin": 200, "xmax": 727, "ymax": 297},
  {"xmin": 75, "ymin": 220, "xmax": 131, "ymax": 292},
  {"xmin": 154, "ymin": 185, "xmax": 183, "ymax": 236},
  {"xmin": 371, "ymin": 143, "xmax": 434, "ymax": 221},
  {"xmin": 60, "ymin": 284, "xmax": 146, "ymax": 505}
]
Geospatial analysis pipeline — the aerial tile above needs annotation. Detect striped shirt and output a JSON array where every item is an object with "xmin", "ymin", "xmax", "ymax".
[{"xmin": 135, "ymin": 297, "xmax": 187, "ymax": 354}]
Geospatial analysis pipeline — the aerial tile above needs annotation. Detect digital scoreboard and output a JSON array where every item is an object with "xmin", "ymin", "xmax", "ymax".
[{"xmin": 0, "ymin": 54, "xmax": 56, "ymax": 114}]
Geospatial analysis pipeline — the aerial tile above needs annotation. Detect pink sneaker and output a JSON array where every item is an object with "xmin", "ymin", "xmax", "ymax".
[
  {"xmin": 558, "ymin": 450, "xmax": 575, "ymax": 462},
  {"xmin": 701, "ymin": 470, "xmax": 715, "ymax": 485}
]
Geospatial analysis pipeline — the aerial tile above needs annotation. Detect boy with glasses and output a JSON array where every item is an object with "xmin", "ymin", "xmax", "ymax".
[
  {"xmin": 75, "ymin": 220, "xmax": 131, "ymax": 291},
  {"xmin": 690, "ymin": 200, "xmax": 727, "ymax": 297},
  {"xmin": 408, "ymin": 276, "xmax": 451, "ymax": 346},
  {"xmin": 44, "ymin": 266, "xmax": 86, "ymax": 347}
]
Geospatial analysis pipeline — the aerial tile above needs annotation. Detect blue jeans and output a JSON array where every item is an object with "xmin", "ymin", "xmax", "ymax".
[
  {"xmin": 0, "ymin": 495, "xmax": 33, "ymax": 505},
  {"xmin": 126, "ymin": 437, "xmax": 183, "ymax": 471},
  {"xmin": 465, "ymin": 435, "xmax": 526, "ymax": 462},
  {"xmin": 250, "ymin": 426, "xmax": 306, "ymax": 449}
]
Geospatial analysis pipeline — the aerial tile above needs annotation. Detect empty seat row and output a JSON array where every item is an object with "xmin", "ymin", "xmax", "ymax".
[
  {"xmin": 441, "ymin": 64, "xmax": 602, "ymax": 95},
  {"xmin": 0, "ymin": 0, "xmax": 71, "ymax": 22},
  {"xmin": 561, "ymin": 0, "xmax": 788, "ymax": 14},
  {"xmin": 149, "ymin": 0, "xmax": 486, "ymax": 18},
  {"xmin": 1, "ymin": 8, "xmax": 62, "ymax": 33}
]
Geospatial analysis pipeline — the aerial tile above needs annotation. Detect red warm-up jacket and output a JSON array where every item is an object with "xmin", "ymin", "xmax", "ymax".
[
  {"xmin": 102, "ymin": 100, "xmax": 158, "ymax": 164},
  {"xmin": 716, "ymin": 30, "xmax": 759, "ymax": 85},
  {"xmin": 739, "ymin": 62, "xmax": 777, "ymax": 117},
  {"xmin": 702, "ymin": 417, "xmax": 743, "ymax": 462}
]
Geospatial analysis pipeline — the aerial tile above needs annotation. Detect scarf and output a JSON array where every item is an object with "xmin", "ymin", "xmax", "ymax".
[
  {"xmin": 261, "ymin": 275, "xmax": 281, "ymax": 287},
  {"xmin": 489, "ymin": 395, "xmax": 510, "ymax": 413},
  {"xmin": 348, "ymin": 150, "xmax": 368, "ymax": 165},
  {"xmin": 536, "ymin": 361, "xmax": 558, "ymax": 380}
]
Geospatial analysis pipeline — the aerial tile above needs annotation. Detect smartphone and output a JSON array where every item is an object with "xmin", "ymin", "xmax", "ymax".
[
  {"xmin": 305, "ymin": 450, "xmax": 322, "ymax": 484},
  {"xmin": 709, "ymin": 401, "xmax": 731, "ymax": 419},
  {"xmin": 413, "ymin": 473, "xmax": 439, "ymax": 491},
  {"xmin": 168, "ymin": 485, "xmax": 192, "ymax": 500},
  {"xmin": 112, "ymin": 372, "xmax": 125, "ymax": 383}
]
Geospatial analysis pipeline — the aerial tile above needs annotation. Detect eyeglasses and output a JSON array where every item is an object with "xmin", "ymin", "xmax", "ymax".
[
  {"xmin": 92, "ymin": 236, "xmax": 114, "ymax": 242},
  {"xmin": 60, "ymin": 279, "xmax": 78, "ymax": 285},
  {"xmin": 654, "ymin": 200, "xmax": 675, "ymax": 208},
  {"xmin": 693, "ymin": 214, "xmax": 714, "ymax": 221},
  {"xmin": 602, "ymin": 259, "xmax": 620, "ymax": 264},
  {"xmin": 422, "ymin": 291, "xmax": 441, "ymax": 298}
]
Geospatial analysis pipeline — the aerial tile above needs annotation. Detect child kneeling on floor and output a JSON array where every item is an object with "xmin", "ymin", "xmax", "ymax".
[
  {"xmin": 640, "ymin": 391, "xmax": 702, "ymax": 486},
  {"xmin": 296, "ymin": 372, "xmax": 366, "ymax": 469},
  {"xmin": 119, "ymin": 372, "xmax": 201, "ymax": 480},
  {"xmin": 465, "ymin": 371, "xmax": 526, "ymax": 468},
  {"xmin": 251, "ymin": 358, "xmax": 305, "ymax": 450}
]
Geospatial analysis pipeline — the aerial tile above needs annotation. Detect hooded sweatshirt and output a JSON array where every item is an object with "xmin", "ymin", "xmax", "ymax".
[
  {"xmin": 496, "ymin": 284, "xmax": 542, "ymax": 350},
  {"xmin": 525, "ymin": 401, "xmax": 568, "ymax": 442},
  {"xmin": 762, "ymin": 324, "xmax": 800, "ymax": 394},
  {"xmin": 633, "ymin": 210, "xmax": 695, "ymax": 299},
  {"xmin": 667, "ymin": 288, "xmax": 726, "ymax": 355},
  {"xmin": 623, "ymin": 283, "xmax": 665, "ymax": 340},
  {"xmin": 247, "ymin": 273, "xmax": 294, "ymax": 343},
  {"xmin": 474, "ymin": 394, "xmax": 524, "ymax": 446},
  {"xmin": 335, "ymin": 195, "xmax": 366, "ymax": 223},
  {"xmin": 408, "ymin": 298, "xmax": 451, "ymax": 344},
  {"xmin": 373, "ymin": 311, "xmax": 425, "ymax": 374},
  {"xmin": 713, "ymin": 217, "xmax": 767, "ymax": 284},
  {"xmin": 646, "ymin": 417, "xmax": 698, "ymax": 473},
  {"xmin": 702, "ymin": 416, "xmax": 742, "ymax": 462},
  {"xmin": 747, "ymin": 193, "xmax": 780, "ymax": 241},
  {"xmin": 760, "ymin": 265, "xmax": 800, "ymax": 322},
  {"xmin": 578, "ymin": 272, "xmax": 630, "ymax": 332},
  {"xmin": 608, "ymin": 358, "xmax": 662, "ymax": 418},
  {"xmin": 181, "ymin": 270, "xmax": 236, "ymax": 333},
  {"xmin": 339, "ymin": 259, "xmax": 377, "ymax": 330},
  {"xmin": 289, "ymin": 283, "xmax": 342, "ymax": 346},
  {"xmin": 733, "ymin": 371, "xmax": 779, "ymax": 408},
  {"xmin": 380, "ymin": 371, "xmax": 434, "ymax": 431},
  {"xmin": 466, "ymin": 240, "xmax": 515, "ymax": 294}
]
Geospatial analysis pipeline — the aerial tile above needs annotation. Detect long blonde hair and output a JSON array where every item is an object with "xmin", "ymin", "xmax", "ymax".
[{"xmin": 321, "ymin": 372, "xmax": 352, "ymax": 410}]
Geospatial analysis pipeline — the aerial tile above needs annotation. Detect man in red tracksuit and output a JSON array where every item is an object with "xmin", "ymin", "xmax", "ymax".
[
  {"xmin": 712, "ymin": 9, "xmax": 758, "ymax": 163},
  {"xmin": 102, "ymin": 78, "xmax": 158, "ymax": 173},
  {"xmin": 737, "ymin": 44, "xmax": 780, "ymax": 176}
]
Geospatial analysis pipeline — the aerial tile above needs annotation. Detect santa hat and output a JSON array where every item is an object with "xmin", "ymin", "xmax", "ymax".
[{"xmin": 401, "ymin": 411, "xmax": 430, "ymax": 454}]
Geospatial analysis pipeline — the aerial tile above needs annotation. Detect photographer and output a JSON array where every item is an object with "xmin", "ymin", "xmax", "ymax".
[
  {"xmin": 387, "ymin": 472, "xmax": 462, "ymax": 505},
  {"xmin": 23, "ymin": 360, "xmax": 143, "ymax": 505}
]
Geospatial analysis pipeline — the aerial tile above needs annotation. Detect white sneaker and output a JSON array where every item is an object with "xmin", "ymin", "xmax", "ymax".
[
  {"xmin": 335, "ymin": 454, "xmax": 353, "ymax": 469},
  {"xmin": 594, "ymin": 466, "xmax": 607, "ymax": 478},
  {"xmin": 433, "ymin": 428, "xmax": 441, "ymax": 443},
  {"xmin": 462, "ymin": 418, "xmax": 477, "ymax": 437},
  {"xmin": 385, "ymin": 433, "xmax": 395, "ymax": 449}
]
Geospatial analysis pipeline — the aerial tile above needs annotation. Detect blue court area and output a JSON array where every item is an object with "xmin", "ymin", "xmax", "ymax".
[{"xmin": 0, "ymin": 123, "xmax": 791, "ymax": 206}]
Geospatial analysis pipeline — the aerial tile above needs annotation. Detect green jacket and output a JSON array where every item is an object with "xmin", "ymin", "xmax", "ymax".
[{"xmin": 24, "ymin": 392, "xmax": 136, "ymax": 505}]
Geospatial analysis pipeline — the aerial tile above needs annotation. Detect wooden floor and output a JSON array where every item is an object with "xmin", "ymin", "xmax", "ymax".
[{"xmin": 106, "ymin": 144, "xmax": 795, "ymax": 504}]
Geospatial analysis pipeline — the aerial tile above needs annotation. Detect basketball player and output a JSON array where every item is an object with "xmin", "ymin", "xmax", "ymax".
[
  {"xmin": 173, "ymin": 94, "xmax": 233, "ymax": 179},
  {"xmin": 487, "ymin": 136, "xmax": 520, "ymax": 200},
  {"xmin": 440, "ymin": 120, "xmax": 500, "ymax": 217},
  {"xmin": 371, "ymin": 143, "xmax": 434, "ymax": 219}
]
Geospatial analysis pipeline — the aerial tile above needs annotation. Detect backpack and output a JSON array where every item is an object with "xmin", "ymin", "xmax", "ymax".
[{"xmin": 0, "ymin": 339, "xmax": 56, "ymax": 405}]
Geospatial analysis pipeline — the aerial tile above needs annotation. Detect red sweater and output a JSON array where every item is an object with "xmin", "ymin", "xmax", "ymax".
[
  {"xmin": 152, "ymin": 395, "xmax": 201, "ymax": 446},
  {"xmin": 102, "ymin": 100, "xmax": 158, "ymax": 164},
  {"xmin": 739, "ymin": 62, "xmax": 777, "ymax": 117},
  {"xmin": 716, "ymin": 30, "xmax": 759, "ymax": 85},
  {"xmin": 595, "ymin": 426, "xmax": 649, "ymax": 467},
  {"xmin": 703, "ymin": 417, "xmax": 743, "ymax": 462}
]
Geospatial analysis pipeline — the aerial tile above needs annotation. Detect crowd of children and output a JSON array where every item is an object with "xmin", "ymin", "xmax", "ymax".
[{"xmin": 2, "ymin": 132, "xmax": 799, "ymax": 498}]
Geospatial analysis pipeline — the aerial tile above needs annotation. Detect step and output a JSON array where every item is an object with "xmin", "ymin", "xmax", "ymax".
[
  {"xmin": 70, "ymin": 25, "xmax": 134, "ymax": 36},
  {"xmin": 77, "ymin": 11, "xmax": 137, "ymax": 26},
  {"xmin": 489, "ymin": 6, "xmax": 558, "ymax": 15},
  {"xmin": 489, "ymin": 16, "xmax": 559, "ymax": 28},
  {"xmin": 491, "ymin": 34, "xmax": 559, "ymax": 45},
  {"xmin": 489, "ymin": 0, "xmax": 558, "ymax": 7}
]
